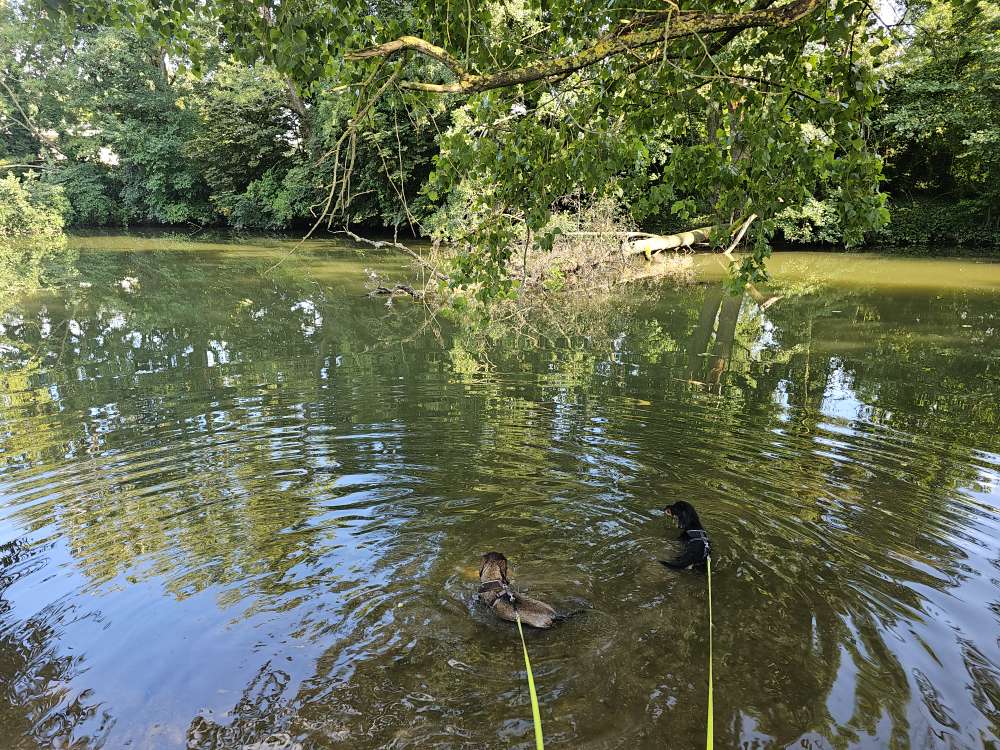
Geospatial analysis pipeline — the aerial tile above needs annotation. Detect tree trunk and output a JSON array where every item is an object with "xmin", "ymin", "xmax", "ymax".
[{"xmin": 285, "ymin": 79, "xmax": 311, "ymax": 141}]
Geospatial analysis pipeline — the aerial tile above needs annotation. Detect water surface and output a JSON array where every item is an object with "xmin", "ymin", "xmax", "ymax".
[{"xmin": 1, "ymin": 235, "xmax": 998, "ymax": 749}]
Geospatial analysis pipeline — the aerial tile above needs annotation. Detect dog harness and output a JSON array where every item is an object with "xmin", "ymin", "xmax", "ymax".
[
  {"xmin": 687, "ymin": 529, "xmax": 711, "ymax": 555},
  {"xmin": 478, "ymin": 580, "xmax": 518, "ymax": 606}
]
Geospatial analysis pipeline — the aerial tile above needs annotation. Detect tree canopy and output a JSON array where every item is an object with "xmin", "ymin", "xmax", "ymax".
[
  {"xmin": 878, "ymin": 0, "xmax": 999, "ymax": 213},
  {"xmin": 32, "ymin": 0, "xmax": 889, "ymax": 287}
]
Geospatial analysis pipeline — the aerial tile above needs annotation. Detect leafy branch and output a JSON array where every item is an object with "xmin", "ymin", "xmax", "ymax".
[{"xmin": 344, "ymin": 0, "xmax": 823, "ymax": 93}]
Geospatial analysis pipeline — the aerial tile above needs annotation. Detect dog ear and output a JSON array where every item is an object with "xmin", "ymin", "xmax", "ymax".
[{"xmin": 499, "ymin": 557, "xmax": 509, "ymax": 583}]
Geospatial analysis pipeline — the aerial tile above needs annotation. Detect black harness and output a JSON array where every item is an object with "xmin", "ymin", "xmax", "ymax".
[
  {"xmin": 478, "ymin": 580, "xmax": 517, "ymax": 605},
  {"xmin": 687, "ymin": 529, "xmax": 711, "ymax": 556}
]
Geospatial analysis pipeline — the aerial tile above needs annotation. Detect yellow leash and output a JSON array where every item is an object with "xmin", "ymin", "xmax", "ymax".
[
  {"xmin": 706, "ymin": 555, "xmax": 714, "ymax": 750},
  {"xmin": 508, "ymin": 558, "xmax": 709, "ymax": 750},
  {"xmin": 515, "ymin": 611, "xmax": 545, "ymax": 750}
]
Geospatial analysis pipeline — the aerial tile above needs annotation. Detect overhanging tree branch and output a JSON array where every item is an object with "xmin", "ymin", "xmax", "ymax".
[
  {"xmin": 345, "ymin": 35, "xmax": 466, "ymax": 77},
  {"xmin": 0, "ymin": 75, "xmax": 66, "ymax": 160},
  {"xmin": 344, "ymin": 0, "xmax": 822, "ymax": 93}
]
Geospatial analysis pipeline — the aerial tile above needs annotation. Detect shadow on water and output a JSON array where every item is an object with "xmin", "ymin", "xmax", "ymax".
[{"xmin": 0, "ymin": 235, "xmax": 998, "ymax": 748}]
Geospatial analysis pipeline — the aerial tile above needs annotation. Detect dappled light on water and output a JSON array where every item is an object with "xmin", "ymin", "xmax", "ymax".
[{"xmin": 1, "ymin": 235, "xmax": 998, "ymax": 749}]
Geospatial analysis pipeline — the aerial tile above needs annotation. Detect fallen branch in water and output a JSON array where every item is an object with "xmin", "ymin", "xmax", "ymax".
[
  {"xmin": 724, "ymin": 213, "xmax": 758, "ymax": 256},
  {"xmin": 626, "ymin": 226, "xmax": 716, "ymax": 258},
  {"xmin": 336, "ymin": 228, "xmax": 449, "ymax": 282},
  {"xmin": 368, "ymin": 283, "xmax": 423, "ymax": 300},
  {"xmin": 625, "ymin": 213, "xmax": 759, "ymax": 260},
  {"xmin": 561, "ymin": 230, "xmax": 657, "ymax": 238}
]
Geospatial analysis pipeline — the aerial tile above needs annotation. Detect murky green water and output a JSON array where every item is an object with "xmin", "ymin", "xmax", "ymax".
[{"xmin": 1, "ymin": 235, "xmax": 998, "ymax": 749}]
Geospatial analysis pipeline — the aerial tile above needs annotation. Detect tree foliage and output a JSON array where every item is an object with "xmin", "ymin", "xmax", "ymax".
[
  {"xmin": 0, "ymin": 173, "xmax": 74, "ymax": 293},
  {"xmin": 32, "ymin": 0, "xmax": 891, "ymax": 289},
  {"xmin": 187, "ymin": 61, "xmax": 307, "ymax": 227},
  {"xmin": 878, "ymin": 0, "xmax": 1000, "ymax": 211},
  {"xmin": 2, "ymin": 0, "xmax": 995, "ymax": 296}
]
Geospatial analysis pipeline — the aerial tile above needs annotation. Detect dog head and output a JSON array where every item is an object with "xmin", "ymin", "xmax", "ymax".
[
  {"xmin": 478, "ymin": 551, "xmax": 509, "ymax": 584},
  {"xmin": 663, "ymin": 501, "xmax": 701, "ymax": 528}
]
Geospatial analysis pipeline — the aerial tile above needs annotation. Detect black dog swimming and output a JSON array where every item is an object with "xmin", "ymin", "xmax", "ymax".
[{"xmin": 660, "ymin": 501, "xmax": 711, "ymax": 570}]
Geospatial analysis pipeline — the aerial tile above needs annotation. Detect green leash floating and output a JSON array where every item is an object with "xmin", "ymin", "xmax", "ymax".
[
  {"xmin": 706, "ymin": 555, "xmax": 714, "ymax": 750},
  {"xmin": 515, "ymin": 611, "xmax": 545, "ymax": 750}
]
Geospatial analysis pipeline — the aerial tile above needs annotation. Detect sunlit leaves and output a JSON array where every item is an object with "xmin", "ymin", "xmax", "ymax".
[{"xmin": 0, "ymin": 174, "xmax": 75, "ymax": 294}]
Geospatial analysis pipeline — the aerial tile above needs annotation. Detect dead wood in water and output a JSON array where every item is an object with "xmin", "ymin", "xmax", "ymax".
[
  {"xmin": 724, "ymin": 214, "xmax": 758, "ymax": 257},
  {"xmin": 338, "ymin": 229, "xmax": 449, "ymax": 282},
  {"xmin": 368, "ymin": 284, "xmax": 423, "ymax": 300},
  {"xmin": 351, "ymin": 205, "xmax": 764, "ymax": 301},
  {"xmin": 626, "ymin": 226, "xmax": 716, "ymax": 258}
]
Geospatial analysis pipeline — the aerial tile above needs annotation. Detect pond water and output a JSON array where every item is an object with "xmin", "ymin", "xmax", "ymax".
[{"xmin": 1, "ymin": 234, "xmax": 998, "ymax": 749}]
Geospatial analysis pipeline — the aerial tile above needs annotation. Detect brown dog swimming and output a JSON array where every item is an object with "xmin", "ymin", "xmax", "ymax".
[{"xmin": 477, "ymin": 551, "xmax": 557, "ymax": 629}]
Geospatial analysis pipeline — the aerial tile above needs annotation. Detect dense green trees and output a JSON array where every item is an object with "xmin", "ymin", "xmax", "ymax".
[
  {"xmin": 777, "ymin": 0, "xmax": 999, "ymax": 247},
  {"xmin": 881, "ymin": 1, "xmax": 999, "ymax": 206},
  {"xmin": 0, "ymin": 4, "xmax": 445, "ymax": 237},
  {"xmin": 187, "ymin": 61, "xmax": 310, "ymax": 228},
  {"xmin": 875, "ymin": 0, "xmax": 999, "ymax": 244},
  {"xmin": 0, "ymin": 0, "xmax": 996, "ymax": 293},
  {"xmin": 1, "ymin": 14, "xmax": 213, "ymax": 225}
]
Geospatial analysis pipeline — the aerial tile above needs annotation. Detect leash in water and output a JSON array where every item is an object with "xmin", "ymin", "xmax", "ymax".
[
  {"xmin": 513, "ymin": 605, "xmax": 544, "ymax": 750},
  {"xmin": 706, "ymin": 554, "xmax": 714, "ymax": 750}
]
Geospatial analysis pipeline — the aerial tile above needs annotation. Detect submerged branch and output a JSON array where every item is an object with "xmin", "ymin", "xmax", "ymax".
[
  {"xmin": 369, "ymin": 283, "xmax": 423, "ymax": 300},
  {"xmin": 335, "ymin": 229, "xmax": 449, "ymax": 282}
]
